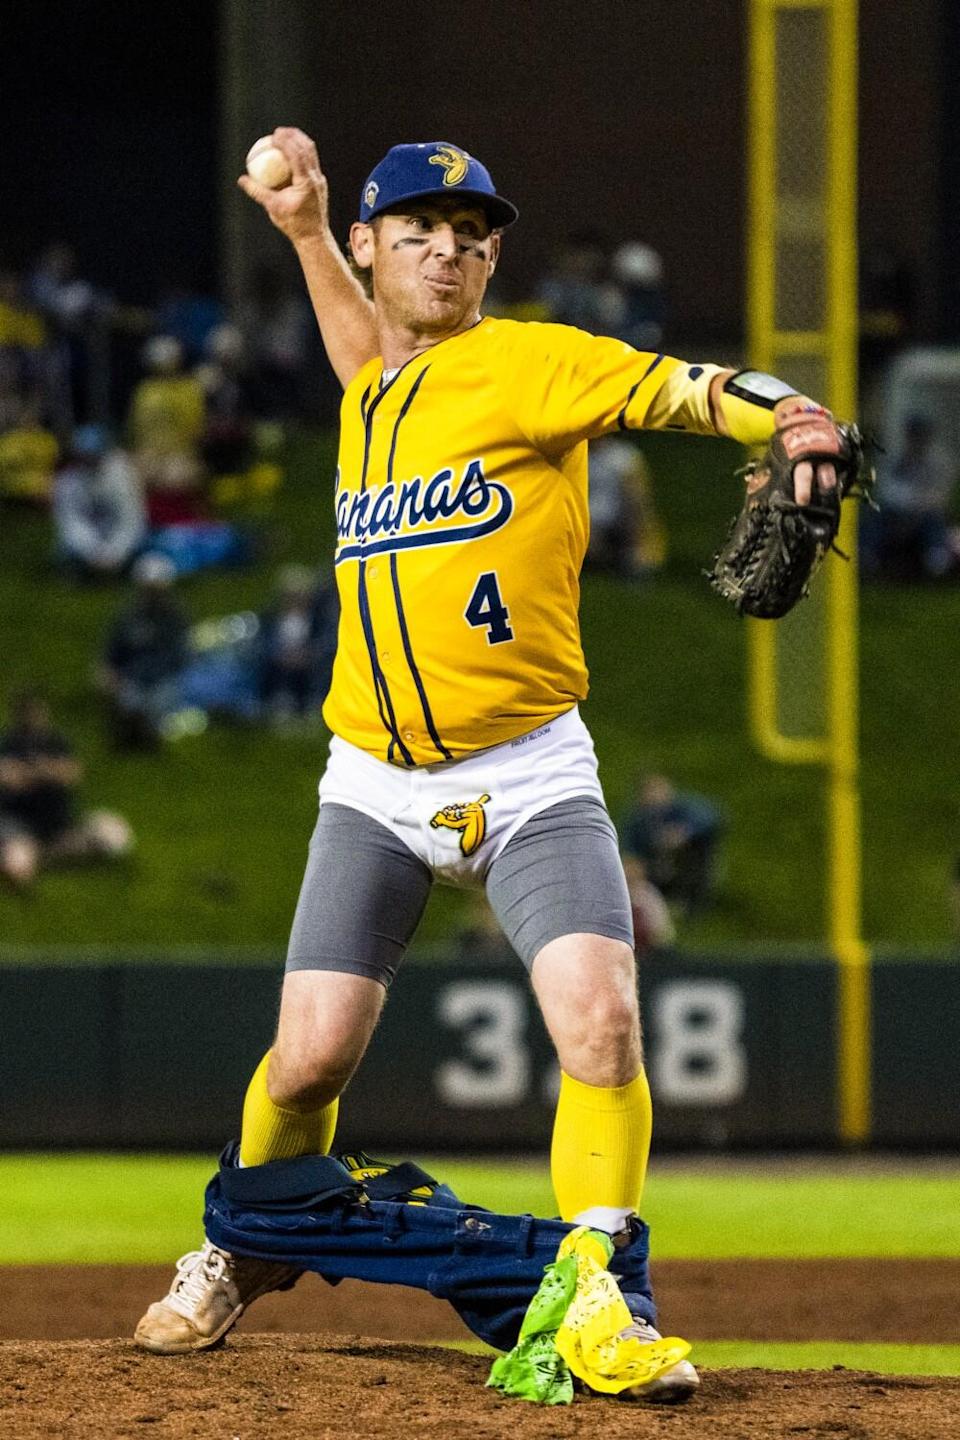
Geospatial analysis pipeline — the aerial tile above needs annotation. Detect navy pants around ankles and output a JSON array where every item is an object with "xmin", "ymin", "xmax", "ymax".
[{"xmin": 203, "ymin": 1147, "xmax": 657, "ymax": 1352}]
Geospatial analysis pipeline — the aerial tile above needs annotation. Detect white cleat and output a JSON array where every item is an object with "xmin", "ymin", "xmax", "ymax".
[
  {"xmin": 134, "ymin": 1241, "xmax": 301, "ymax": 1354},
  {"xmin": 618, "ymin": 1317, "xmax": 700, "ymax": 1403}
]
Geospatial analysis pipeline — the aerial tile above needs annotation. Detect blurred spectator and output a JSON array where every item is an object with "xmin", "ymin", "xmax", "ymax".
[
  {"xmin": 237, "ymin": 261, "xmax": 313, "ymax": 422},
  {"xmin": 0, "ymin": 266, "xmax": 47, "ymax": 359},
  {"xmin": 99, "ymin": 553, "xmax": 192, "ymax": 748},
  {"xmin": 535, "ymin": 234, "xmax": 666, "ymax": 352},
  {"xmin": 0, "ymin": 349, "xmax": 25, "ymax": 430},
  {"xmin": 258, "ymin": 564, "xmax": 338, "ymax": 724},
  {"xmin": 609, "ymin": 242, "xmax": 666, "ymax": 351},
  {"xmin": 127, "ymin": 336, "xmax": 256, "ymax": 575},
  {"xmin": 52, "ymin": 424, "xmax": 145, "ymax": 580},
  {"xmin": 535, "ymin": 231, "xmax": 623, "ymax": 336},
  {"xmin": 621, "ymin": 853, "xmax": 675, "ymax": 954},
  {"xmin": 180, "ymin": 610, "xmax": 262, "ymax": 724},
  {"xmin": 128, "ymin": 335, "xmax": 206, "ymax": 524},
  {"xmin": 195, "ymin": 324, "xmax": 283, "ymax": 515},
  {"xmin": 0, "ymin": 386, "xmax": 59, "ymax": 504},
  {"xmin": 26, "ymin": 242, "xmax": 113, "ymax": 431},
  {"xmin": 147, "ymin": 518, "xmax": 253, "ymax": 581},
  {"xmin": 862, "ymin": 414, "xmax": 958, "ymax": 581},
  {"xmin": 195, "ymin": 323, "xmax": 254, "ymax": 491},
  {"xmin": 587, "ymin": 436, "xmax": 666, "ymax": 578},
  {"xmin": 0, "ymin": 689, "xmax": 132, "ymax": 889},
  {"xmin": 196, "ymin": 324, "xmax": 251, "ymax": 429},
  {"xmin": 154, "ymin": 278, "xmax": 225, "ymax": 366},
  {"xmin": 176, "ymin": 566, "xmax": 337, "ymax": 731},
  {"xmin": 475, "ymin": 271, "xmax": 549, "ymax": 324},
  {"xmin": 859, "ymin": 248, "xmax": 916, "ymax": 392},
  {"xmin": 622, "ymin": 773, "xmax": 723, "ymax": 915},
  {"xmin": 27, "ymin": 242, "xmax": 99, "ymax": 330}
]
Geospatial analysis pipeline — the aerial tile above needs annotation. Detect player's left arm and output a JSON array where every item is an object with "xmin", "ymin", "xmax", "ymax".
[
  {"xmin": 707, "ymin": 369, "xmax": 838, "ymax": 505},
  {"xmin": 645, "ymin": 361, "xmax": 837, "ymax": 504},
  {"xmin": 492, "ymin": 325, "xmax": 836, "ymax": 503}
]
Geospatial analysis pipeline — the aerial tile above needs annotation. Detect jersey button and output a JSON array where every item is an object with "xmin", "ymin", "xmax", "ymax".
[
  {"xmin": 380, "ymin": 650, "xmax": 391, "ymax": 663},
  {"xmin": 368, "ymin": 564, "xmax": 379, "ymax": 579},
  {"xmin": 403, "ymin": 730, "xmax": 415, "ymax": 742}
]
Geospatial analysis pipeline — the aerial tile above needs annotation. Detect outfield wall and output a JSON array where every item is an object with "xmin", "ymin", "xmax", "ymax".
[{"xmin": 2, "ymin": 951, "xmax": 958, "ymax": 1149}]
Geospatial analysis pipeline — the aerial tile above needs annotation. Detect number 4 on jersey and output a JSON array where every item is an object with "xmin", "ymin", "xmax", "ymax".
[{"xmin": 465, "ymin": 571, "xmax": 514, "ymax": 645}]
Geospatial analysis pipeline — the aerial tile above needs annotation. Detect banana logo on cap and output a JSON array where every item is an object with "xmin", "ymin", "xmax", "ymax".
[{"xmin": 429, "ymin": 144, "xmax": 469, "ymax": 186}]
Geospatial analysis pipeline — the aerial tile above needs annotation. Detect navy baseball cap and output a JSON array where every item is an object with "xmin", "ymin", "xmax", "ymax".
[{"xmin": 359, "ymin": 142, "xmax": 519, "ymax": 230}]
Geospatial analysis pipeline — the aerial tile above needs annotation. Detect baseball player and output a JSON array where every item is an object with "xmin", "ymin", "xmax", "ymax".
[{"xmin": 136, "ymin": 132, "xmax": 838, "ymax": 1398}]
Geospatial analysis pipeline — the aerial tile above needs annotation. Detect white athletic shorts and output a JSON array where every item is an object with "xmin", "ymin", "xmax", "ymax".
[{"xmin": 318, "ymin": 705, "xmax": 605, "ymax": 887}]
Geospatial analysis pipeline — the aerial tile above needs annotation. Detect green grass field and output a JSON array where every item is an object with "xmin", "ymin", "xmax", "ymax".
[
  {"xmin": 2, "ymin": 429, "xmax": 960, "ymax": 951},
  {"xmin": 447, "ymin": 1338, "xmax": 960, "ymax": 1376},
  {"xmin": 4, "ymin": 1154, "xmax": 958, "ymax": 1375},
  {"xmin": 4, "ymin": 1154, "xmax": 959, "ymax": 1262}
]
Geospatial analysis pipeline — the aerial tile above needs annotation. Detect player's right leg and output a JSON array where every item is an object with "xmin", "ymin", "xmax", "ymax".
[
  {"xmin": 135, "ymin": 802, "xmax": 433, "ymax": 1354},
  {"xmin": 134, "ymin": 969, "xmax": 386, "ymax": 1356}
]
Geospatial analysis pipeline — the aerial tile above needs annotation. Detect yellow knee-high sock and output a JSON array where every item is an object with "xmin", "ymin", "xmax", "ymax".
[
  {"xmin": 550, "ymin": 1068, "xmax": 653, "ymax": 1221},
  {"xmin": 239, "ymin": 1050, "xmax": 339, "ymax": 1167}
]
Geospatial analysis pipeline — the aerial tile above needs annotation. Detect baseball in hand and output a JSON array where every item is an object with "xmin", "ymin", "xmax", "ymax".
[{"xmin": 245, "ymin": 137, "xmax": 292, "ymax": 189}]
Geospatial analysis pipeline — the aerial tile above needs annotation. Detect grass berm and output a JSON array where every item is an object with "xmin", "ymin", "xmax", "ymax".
[{"xmin": 1, "ymin": 429, "xmax": 957, "ymax": 952}]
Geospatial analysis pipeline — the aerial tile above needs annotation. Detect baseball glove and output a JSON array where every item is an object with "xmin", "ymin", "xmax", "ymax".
[{"xmin": 707, "ymin": 413, "xmax": 868, "ymax": 619}]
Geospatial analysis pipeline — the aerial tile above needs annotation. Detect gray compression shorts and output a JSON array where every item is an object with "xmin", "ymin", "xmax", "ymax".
[{"xmin": 286, "ymin": 796, "xmax": 634, "ymax": 986}]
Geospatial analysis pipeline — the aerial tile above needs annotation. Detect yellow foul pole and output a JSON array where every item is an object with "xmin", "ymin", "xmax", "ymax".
[
  {"xmin": 747, "ymin": 0, "xmax": 869, "ymax": 1142},
  {"xmin": 825, "ymin": 0, "xmax": 870, "ymax": 1144}
]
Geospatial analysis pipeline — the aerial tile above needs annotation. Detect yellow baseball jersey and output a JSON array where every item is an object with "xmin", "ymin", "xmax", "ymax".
[{"xmin": 323, "ymin": 317, "xmax": 771, "ymax": 765}]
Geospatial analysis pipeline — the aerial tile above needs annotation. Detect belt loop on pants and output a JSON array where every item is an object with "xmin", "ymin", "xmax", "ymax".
[
  {"xmin": 514, "ymin": 1214, "xmax": 535, "ymax": 1257},
  {"xmin": 380, "ymin": 1201, "xmax": 407, "ymax": 1242}
]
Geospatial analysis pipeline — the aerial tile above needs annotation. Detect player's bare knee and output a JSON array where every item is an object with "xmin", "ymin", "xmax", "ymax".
[
  {"xmin": 266, "ymin": 1050, "xmax": 348, "ymax": 1111},
  {"xmin": 544, "ymin": 972, "xmax": 642, "ymax": 1082},
  {"xmin": 560, "ymin": 990, "xmax": 641, "ymax": 1083},
  {"xmin": 532, "ymin": 933, "xmax": 642, "ymax": 1079},
  {"xmin": 271, "ymin": 970, "xmax": 385, "ymax": 1108},
  {"xmin": 591, "ymin": 987, "xmax": 641, "ymax": 1046}
]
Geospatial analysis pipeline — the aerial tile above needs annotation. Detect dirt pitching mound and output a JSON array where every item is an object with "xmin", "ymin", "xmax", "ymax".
[
  {"xmin": 3, "ymin": 1336, "xmax": 959, "ymax": 1440},
  {"xmin": 3, "ymin": 1259, "xmax": 958, "ymax": 1344},
  {"xmin": 3, "ymin": 1261, "xmax": 958, "ymax": 1437}
]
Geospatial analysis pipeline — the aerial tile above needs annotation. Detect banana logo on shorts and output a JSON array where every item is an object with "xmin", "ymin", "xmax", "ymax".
[
  {"xmin": 430, "ymin": 793, "xmax": 490, "ymax": 856},
  {"xmin": 429, "ymin": 144, "xmax": 469, "ymax": 186}
]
